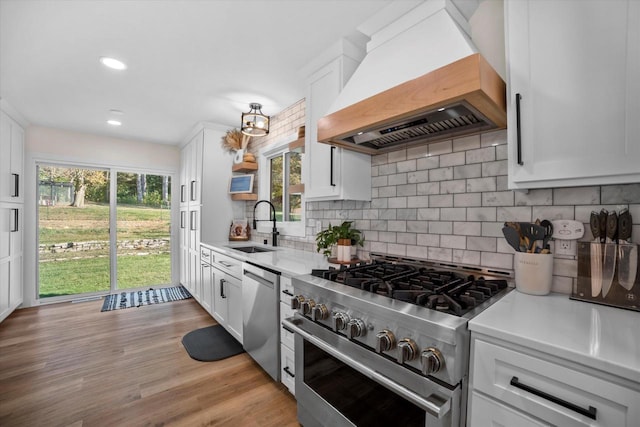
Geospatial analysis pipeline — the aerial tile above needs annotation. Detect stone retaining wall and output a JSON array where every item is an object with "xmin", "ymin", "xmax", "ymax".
[{"xmin": 39, "ymin": 238, "xmax": 170, "ymax": 254}]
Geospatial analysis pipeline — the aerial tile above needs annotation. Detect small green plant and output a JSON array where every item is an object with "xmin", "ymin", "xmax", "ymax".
[{"xmin": 315, "ymin": 221, "xmax": 364, "ymax": 256}]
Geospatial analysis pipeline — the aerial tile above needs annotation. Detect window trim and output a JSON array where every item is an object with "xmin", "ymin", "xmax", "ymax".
[{"xmin": 257, "ymin": 132, "xmax": 305, "ymax": 237}]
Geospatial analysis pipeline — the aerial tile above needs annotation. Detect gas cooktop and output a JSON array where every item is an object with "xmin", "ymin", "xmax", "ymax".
[{"xmin": 311, "ymin": 257, "xmax": 510, "ymax": 317}]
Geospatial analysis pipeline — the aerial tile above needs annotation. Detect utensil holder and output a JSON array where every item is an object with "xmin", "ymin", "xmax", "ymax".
[{"xmin": 514, "ymin": 252, "xmax": 554, "ymax": 295}]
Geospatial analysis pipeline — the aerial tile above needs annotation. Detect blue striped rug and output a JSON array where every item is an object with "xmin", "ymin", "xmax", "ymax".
[{"xmin": 101, "ymin": 286, "xmax": 192, "ymax": 311}]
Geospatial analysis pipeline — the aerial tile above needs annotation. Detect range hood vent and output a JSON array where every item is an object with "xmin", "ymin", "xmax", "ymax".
[{"xmin": 316, "ymin": 0, "xmax": 506, "ymax": 155}]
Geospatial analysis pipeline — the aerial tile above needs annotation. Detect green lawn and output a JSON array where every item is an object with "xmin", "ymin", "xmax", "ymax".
[{"xmin": 38, "ymin": 203, "xmax": 172, "ymax": 298}]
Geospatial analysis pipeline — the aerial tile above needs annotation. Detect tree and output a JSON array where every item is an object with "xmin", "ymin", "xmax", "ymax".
[{"xmin": 136, "ymin": 174, "xmax": 146, "ymax": 203}]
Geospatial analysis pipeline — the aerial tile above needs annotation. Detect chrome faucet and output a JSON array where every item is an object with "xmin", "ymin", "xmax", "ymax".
[{"xmin": 253, "ymin": 200, "xmax": 279, "ymax": 247}]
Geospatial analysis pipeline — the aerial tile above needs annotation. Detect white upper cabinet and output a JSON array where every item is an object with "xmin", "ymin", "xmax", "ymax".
[
  {"xmin": 304, "ymin": 56, "xmax": 371, "ymax": 201},
  {"xmin": 0, "ymin": 111, "xmax": 24, "ymax": 203},
  {"xmin": 506, "ymin": 0, "xmax": 640, "ymax": 189}
]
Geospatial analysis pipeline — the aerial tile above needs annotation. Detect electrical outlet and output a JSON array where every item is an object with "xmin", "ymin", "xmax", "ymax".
[{"xmin": 555, "ymin": 239, "xmax": 576, "ymax": 256}]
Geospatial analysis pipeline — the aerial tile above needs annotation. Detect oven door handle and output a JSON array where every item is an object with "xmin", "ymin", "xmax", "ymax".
[{"xmin": 282, "ymin": 318, "xmax": 451, "ymax": 419}]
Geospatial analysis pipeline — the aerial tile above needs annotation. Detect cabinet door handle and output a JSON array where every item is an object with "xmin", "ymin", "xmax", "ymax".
[
  {"xmin": 282, "ymin": 289, "xmax": 294, "ymax": 297},
  {"xmin": 12, "ymin": 173, "xmax": 19, "ymax": 198},
  {"xmin": 190, "ymin": 180, "xmax": 197, "ymax": 201},
  {"xmin": 283, "ymin": 366, "xmax": 295, "ymax": 378},
  {"xmin": 510, "ymin": 376, "xmax": 596, "ymax": 420},
  {"xmin": 330, "ymin": 146, "xmax": 336, "ymax": 186},
  {"xmin": 220, "ymin": 278, "xmax": 226, "ymax": 298},
  {"xmin": 180, "ymin": 184, "xmax": 186, "ymax": 203},
  {"xmin": 180, "ymin": 211, "xmax": 186, "ymax": 229},
  {"xmin": 515, "ymin": 93, "xmax": 523, "ymax": 166},
  {"xmin": 190, "ymin": 211, "xmax": 197, "ymax": 231},
  {"xmin": 219, "ymin": 261, "xmax": 234, "ymax": 268},
  {"xmin": 10, "ymin": 209, "xmax": 19, "ymax": 232},
  {"xmin": 282, "ymin": 325, "xmax": 294, "ymax": 334}
]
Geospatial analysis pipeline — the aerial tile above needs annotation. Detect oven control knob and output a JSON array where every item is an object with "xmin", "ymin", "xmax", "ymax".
[
  {"xmin": 301, "ymin": 299, "xmax": 316, "ymax": 315},
  {"xmin": 290, "ymin": 295, "xmax": 305, "ymax": 310},
  {"xmin": 375, "ymin": 330, "xmax": 396, "ymax": 353},
  {"xmin": 333, "ymin": 312, "xmax": 350, "ymax": 332},
  {"xmin": 347, "ymin": 319, "xmax": 366, "ymax": 339},
  {"xmin": 421, "ymin": 347, "xmax": 444, "ymax": 375},
  {"xmin": 397, "ymin": 338, "xmax": 419, "ymax": 364},
  {"xmin": 311, "ymin": 304, "xmax": 329, "ymax": 321}
]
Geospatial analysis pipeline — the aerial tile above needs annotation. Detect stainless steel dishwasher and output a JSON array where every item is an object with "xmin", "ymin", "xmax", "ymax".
[{"xmin": 242, "ymin": 261, "xmax": 281, "ymax": 381}]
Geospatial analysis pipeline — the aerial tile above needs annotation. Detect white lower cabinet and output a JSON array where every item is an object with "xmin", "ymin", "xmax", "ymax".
[
  {"xmin": 210, "ymin": 248, "xmax": 243, "ymax": 344},
  {"xmin": 468, "ymin": 336, "xmax": 640, "ymax": 427},
  {"xmin": 279, "ymin": 275, "xmax": 296, "ymax": 395}
]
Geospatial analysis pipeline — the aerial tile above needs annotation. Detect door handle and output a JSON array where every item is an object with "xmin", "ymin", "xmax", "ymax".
[
  {"xmin": 190, "ymin": 180, "xmax": 197, "ymax": 201},
  {"xmin": 190, "ymin": 211, "xmax": 197, "ymax": 231},
  {"xmin": 180, "ymin": 211, "xmax": 186, "ymax": 229},
  {"xmin": 220, "ymin": 278, "xmax": 226, "ymax": 298},
  {"xmin": 510, "ymin": 376, "xmax": 596, "ymax": 420},
  {"xmin": 181, "ymin": 184, "xmax": 186, "ymax": 203},
  {"xmin": 12, "ymin": 173, "xmax": 19, "ymax": 198},
  {"xmin": 516, "ymin": 93, "xmax": 523, "ymax": 166},
  {"xmin": 10, "ymin": 209, "xmax": 19, "ymax": 232},
  {"xmin": 283, "ymin": 366, "xmax": 295, "ymax": 378},
  {"xmin": 330, "ymin": 146, "xmax": 336, "ymax": 186}
]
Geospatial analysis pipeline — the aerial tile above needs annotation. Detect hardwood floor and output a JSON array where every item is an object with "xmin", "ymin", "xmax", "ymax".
[{"xmin": 0, "ymin": 299, "xmax": 299, "ymax": 426}]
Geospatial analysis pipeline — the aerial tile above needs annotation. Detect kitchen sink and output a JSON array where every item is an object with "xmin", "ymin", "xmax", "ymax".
[{"xmin": 229, "ymin": 246, "xmax": 275, "ymax": 253}]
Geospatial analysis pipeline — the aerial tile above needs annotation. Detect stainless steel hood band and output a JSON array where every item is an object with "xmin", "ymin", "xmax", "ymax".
[{"xmin": 282, "ymin": 317, "xmax": 451, "ymax": 419}]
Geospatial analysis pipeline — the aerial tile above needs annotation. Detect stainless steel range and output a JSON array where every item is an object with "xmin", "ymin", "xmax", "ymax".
[{"xmin": 282, "ymin": 254, "xmax": 513, "ymax": 427}]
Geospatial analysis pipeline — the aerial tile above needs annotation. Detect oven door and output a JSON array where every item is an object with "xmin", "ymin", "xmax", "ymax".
[{"xmin": 283, "ymin": 316, "xmax": 460, "ymax": 427}]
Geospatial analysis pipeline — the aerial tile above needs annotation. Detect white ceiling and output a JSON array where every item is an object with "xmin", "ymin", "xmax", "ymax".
[{"xmin": 0, "ymin": 0, "xmax": 389, "ymax": 145}]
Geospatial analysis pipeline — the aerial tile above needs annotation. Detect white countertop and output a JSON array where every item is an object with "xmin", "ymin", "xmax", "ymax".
[
  {"xmin": 202, "ymin": 241, "xmax": 330, "ymax": 277},
  {"xmin": 469, "ymin": 291, "xmax": 640, "ymax": 383}
]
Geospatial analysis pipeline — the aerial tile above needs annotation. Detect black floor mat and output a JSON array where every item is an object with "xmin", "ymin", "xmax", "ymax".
[{"xmin": 181, "ymin": 325, "xmax": 245, "ymax": 362}]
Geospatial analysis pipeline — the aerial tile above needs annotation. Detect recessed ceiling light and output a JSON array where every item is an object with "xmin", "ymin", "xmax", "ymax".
[
  {"xmin": 437, "ymin": 108, "xmax": 445, "ymax": 112},
  {"xmin": 100, "ymin": 57, "xmax": 127, "ymax": 70},
  {"xmin": 107, "ymin": 120, "xmax": 122, "ymax": 126}
]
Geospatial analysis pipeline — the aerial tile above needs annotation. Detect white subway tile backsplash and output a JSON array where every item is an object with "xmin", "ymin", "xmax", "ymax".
[
  {"xmin": 379, "ymin": 209, "xmax": 397, "ymax": 220},
  {"xmin": 397, "ymin": 184, "xmax": 417, "ymax": 197},
  {"xmin": 408, "ymin": 170, "xmax": 430, "ymax": 183},
  {"xmin": 482, "ymin": 160, "xmax": 508, "ymax": 177},
  {"xmin": 417, "ymin": 208, "xmax": 440, "ymax": 221},
  {"xmin": 514, "ymin": 189, "xmax": 553, "ymax": 206},
  {"xmin": 417, "ymin": 233, "xmax": 440, "ymax": 246},
  {"xmin": 363, "ymin": 209, "xmax": 380, "ymax": 220},
  {"xmin": 496, "ymin": 176, "xmax": 509, "ymax": 191},
  {"xmin": 372, "ymin": 153, "xmax": 388, "ymax": 166},
  {"xmin": 372, "ymin": 176, "xmax": 388, "ymax": 188},
  {"xmin": 388, "ymin": 221, "xmax": 407, "ymax": 232},
  {"xmin": 454, "ymin": 193, "xmax": 482, "ymax": 207},
  {"xmin": 441, "ymin": 179, "xmax": 467, "ymax": 194},
  {"xmin": 467, "ymin": 236, "xmax": 497, "ymax": 252},
  {"xmin": 440, "ymin": 152, "xmax": 466, "ymax": 167},
  {"xmin": 482, "ymin": 191, "xmax": 514, "ymax": 207},
  {"xmin": 495, "ymin": 144, "xmax": 508, "ymax": 161},
  {"xmin": 407, "ymin": 221, "xmax": 429, "ymax": 233},
  {"xmin": 480, "ymin": 129, "xmax": 507, "ymax": 147},
  {"xmin": 453, "ymin": 221, "xmax": 482, "ymax": 236},
  {"xmin": 429, "ymin": 140, "xmax": 453, "ymax": 156},
  {"xmin": 416, "ymin": 156, "xmax": 439, "ymax": 170},
  {"xmin": 601, "ymin": 183, "xmax": 640, "ymax": 204},
  {"xmin": 440, "ymin": 207, "xmax": 466, "ymax": 221},
  {"xmin": 388, "ymin": 149, "xmax": 407, "ymax": 163},
  {"xmin": 379, "ymin": 163, "xmax": 398, "ymax": 176},
  {"xmin": 467, "ymin": 207, "xmax": 497, "ymax": 221},
  {"xmin": 467, "ymin": 177, "xmax": 496, "ymax": 193},
  {"xmin": 371, "ymin": 198, "xmax": 388, "ymax": 209},
  {"xmin": 453, "ymin": 249, "xmax": 481, "ymax": 265},
  {"xmin": 551, "ymin": 276, "xmax": 573, "ymax": 294},
  {"xmin": 429, "ymin": 194, "xmax": 454, "ymax": 208},
  {"xmin": 398, "ymin": 209, "xmax": 417, "ymax": 220},
  {"xmin": 453, "ymin": 134, "xmax": 480, "ymax": 152},
  {"xmin": 389, "ymin": 173, "xmax": 408, "ymax": 186},
  {"xmin": 378, "ymin": 231, "xmax": 397, "ymax": 243},
  {"xmin": 388, "ymin": 244, "xmax": 407, "ymax": 256},
  {"xmin": 481, "ymin": 252, "xmax": 513, "ymax": 270},
  {"xmin": 429, "ymin": 167, "xmax": 454, "ymax": 182},
  {"xmin": 440, "ymin": 234, "xmax": 466, "ymax": 249},
  {"xmin": 466, "ymin": 147, "xmax": 496, "ymax": 164},
  {"xmin": 496, "ymin": 206, "xmax": 532, "ymax": 222},
  {"xmin": 428, "ymin": 247, "xmax": 453, "ymax": 262},
  {"xmin": 407, "ymin": 245, "xmax": 429, "ymax": 259},
  {"xmin": 481, "ymin": 222, "xmax": 504, "ymax": 238},
  {"xmin": 379, "ymin": 186, "xmax": 397, "ymax": 197},
  {"xmin": 532, "ymin": 206, "xmax": 575, "ymax": 220},
  {"xmin": 407, "ymin": 196, "xmax": 430, "ymax": 208},
  {"xmin": 397, "ymin": 159, "xmax": 417, "ymax": 173},
  {"xmin": 454, "ymin": 164, "xmax": 482, "ymax": 179},
  {"xmin": 553, "ymin": 187, "xmax": 600, "ymax": 205},
  {"xmin": 417, "ymin": 182, "xmax": 440, "ymax": 195},
  {"xmin": 428, "ymin": 221, "xmax": 453, "ymax": 235},
  {"xmin": 397, "ymin": 232, "xmax": 417, "ymax": 245},
  {"xmin": 407, "ymin": 144, "xmax": 429, "ymax": 160}
]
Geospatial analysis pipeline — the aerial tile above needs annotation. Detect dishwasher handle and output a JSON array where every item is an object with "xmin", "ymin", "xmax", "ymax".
[{"xmin": 243, "ymin": 269, "xmax": 275, "ymax": 289}]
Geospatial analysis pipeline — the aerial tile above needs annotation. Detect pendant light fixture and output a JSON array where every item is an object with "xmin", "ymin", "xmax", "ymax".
[{"xmin": 241, "ymin": 103, "xmax": 270, "ymax": 136}]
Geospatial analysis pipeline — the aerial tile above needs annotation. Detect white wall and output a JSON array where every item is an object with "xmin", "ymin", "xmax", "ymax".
[{"xmin": 23, "ymin": 126, "xmax": 180, "ymax": 307}]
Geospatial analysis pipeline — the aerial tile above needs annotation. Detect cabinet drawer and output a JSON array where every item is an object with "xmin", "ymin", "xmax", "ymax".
[
  {"xmin": 210, "ymin": 250, "xmax": 241, "ymax": 279},
  {"xmin": 280, "ymin": 301, "xmax": 295, "ymax": 349},
  {"xmin": 469, "ymin": 391, "xmax": 549, "ymax": 427},
  {"xmin": 200, "ymin": 246, "xmax": 211, "ymax": 263},
  {"xmin": 471, "ymin": 338, "xmax": 640, "ymax": 427},
  {"xmin": 280, "ymin": 275, "xmax": 294, "ymax": 303},
  {"xmin": 280, "ymin": 343, "xmax": 295, "ymax": 395}
]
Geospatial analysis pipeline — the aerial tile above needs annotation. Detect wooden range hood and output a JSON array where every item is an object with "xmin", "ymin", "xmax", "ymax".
[{"xmin": 317, "ymin": 54, "xmax": 506, "ymax": 155}]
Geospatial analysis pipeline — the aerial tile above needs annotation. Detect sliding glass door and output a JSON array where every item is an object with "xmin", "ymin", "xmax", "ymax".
[
  {"xmin": 37, "ymin": 164, "xmax": 172, "ymax": 299},
  {"xmin": 116, "ymin": 172, "xmax": 171, "ymax": 289}
]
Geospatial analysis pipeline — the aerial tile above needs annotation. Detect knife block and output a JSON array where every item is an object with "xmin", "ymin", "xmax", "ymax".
[{"xmin": 573, "ymin": 242, "xmax": 640, "ymax": 311}]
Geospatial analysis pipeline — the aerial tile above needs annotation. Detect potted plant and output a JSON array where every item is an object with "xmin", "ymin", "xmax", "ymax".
[{"xmin": 315, "ymin": 221, "xmax": 364, "ymax": 261}]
